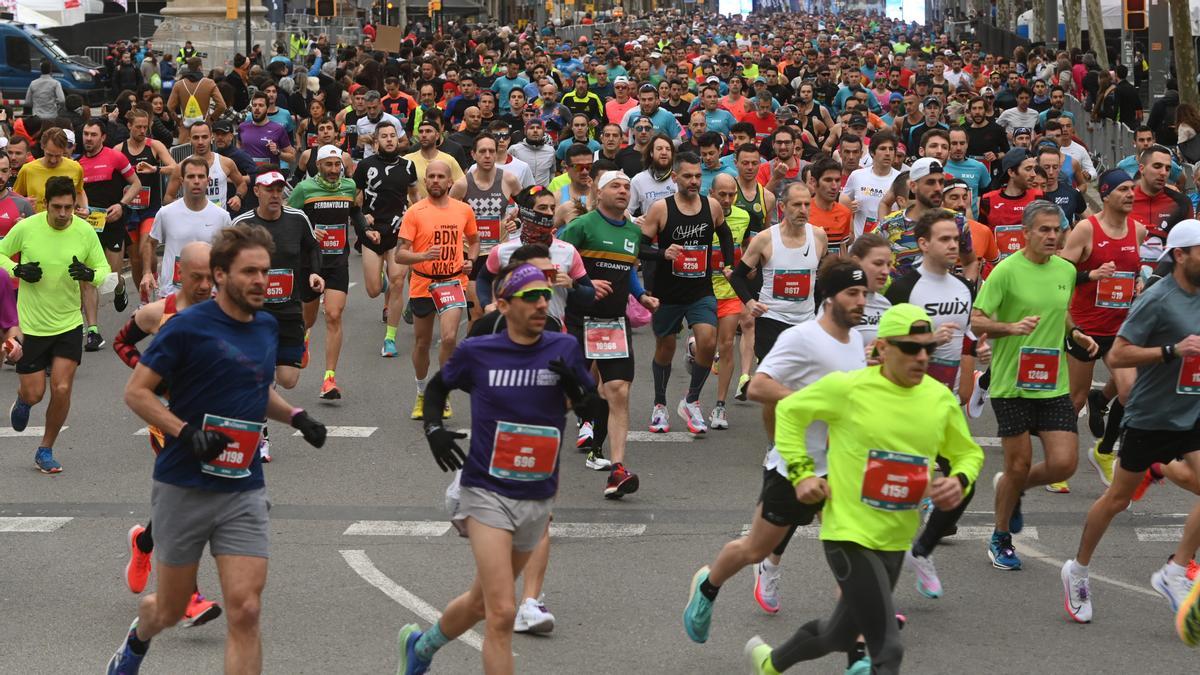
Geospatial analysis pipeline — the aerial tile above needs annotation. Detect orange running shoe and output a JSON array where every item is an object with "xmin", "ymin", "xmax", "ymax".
[
  {"xmin": 1188, "ymin": 559, "xmax": 1199, "ymax": 582},
  {"xmin": 125, "ymin": 525, "xmax": 152, "ymax": 594},
  {"xmin": 181, "ymin": 591, "xmax": 222, "ymax": 628},
  {"xmin": 319, "ymin": 375, "xmax": 341, "ymax": 400},
  {"xmin": 1132, "ymin": 463, "xmax": 1165, "ymax": 502},
  {"xmin": 300, "ymin": 331, "xmax": 310, "ymax": 369}
]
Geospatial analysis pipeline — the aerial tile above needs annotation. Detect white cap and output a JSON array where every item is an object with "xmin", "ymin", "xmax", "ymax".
[
  {"xmin": 908, "ymin": 157, "xmax": 944, "ymax": 182},
  {"xmin": 1161, "ymin": 219, "xmax": 1200, "ymax": 260},
  {"xmin": 596, "ymin": 170, "xmax": 630, "ymax": 191},
  {"xmin": 614, "ymin": 76, "xmax": 630, "ymax": 85},
  {"xmin": 255, "ymin": 171, "xmax": 287, "ymax": 186},
  {"xmin": 64, "ymin": 129, "xmax": 75, "ymax": 145},
  {"xmin": 705, "ymin": 75, "xmax": 720, "ymax": 84},
  {"xmin": 316, "ymin": 144, "xmax": 341, "ymax": 162},
  {"xmin": 649, "ymin": 51, "xmax": 662, "ymax": 59}
]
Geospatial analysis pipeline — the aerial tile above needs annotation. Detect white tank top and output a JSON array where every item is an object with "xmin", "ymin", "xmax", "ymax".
[
  {"xmin": 758, "ymin": 222, "xmax": 819, "ymax": 325},
  {"xmin": 200, "ymin": 154, "xmax": 228, "ymax": 208}
]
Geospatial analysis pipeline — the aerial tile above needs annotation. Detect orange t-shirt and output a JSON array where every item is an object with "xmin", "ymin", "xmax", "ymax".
[
  {"xmin": 398, "ymin": 197, "xmax": 477, "ymax": 298},
  {"xmin": 967, "ymin": 218, "xmax": 1000, "ymax": 278},
  {"xmin": 808, "ymin": 201, "xmax": 854, "ymax": 250}
]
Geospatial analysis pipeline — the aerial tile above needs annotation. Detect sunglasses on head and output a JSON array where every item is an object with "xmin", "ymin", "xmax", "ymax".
[
  {"xmin": 511, "ymin": 288, "xmax": 552, "ymax": 302},
  {"xmin": 886, "ymin": 339, "xmax": 937, "ymax": 356}
]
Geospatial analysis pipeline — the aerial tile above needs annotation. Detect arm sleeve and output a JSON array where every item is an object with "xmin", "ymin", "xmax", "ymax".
[
  {"xmin": 350, "ymin": 205, "xmax": 368, "ymax": 240},
  {"xmin": 629, "ymin": 265, "xmax": 645, "ymax": 299},
  {"xmin": 729, "ymin": 260, "xmax": 755, "ymax": 303},
  {"xmin": 774, "ymin": 372, "xmax": 847, "ymax": 485},
  {"xmin": 567, "ymin": 272, "xmax": 595, "ymax": 305},
  {"xmin": 715, "ymin": 223, "xmax": 735, "ymax": 270},
  {"xmin": 113, "ymin": 315, "xmax": 151, "ymax": 368}
]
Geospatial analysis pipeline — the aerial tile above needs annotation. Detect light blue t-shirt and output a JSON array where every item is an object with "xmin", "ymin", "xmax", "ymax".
[
  {"xmin": 490, "ymin": 75, "xmax": 529, "ymax": 115},
  {"xmin": 946, "ymin": 157, "xmax": 990, "ymax": 213},
  {"xmin": 620, "ymin": 107, "xmax": 682, "ymax": 142},
  {"xmin": 700, "ymin": 164, "xmax": 737, "ymax": 196},
  {"xmin": 1117, "ymin": 155, "xmax": 1184, "ymax": 183}
]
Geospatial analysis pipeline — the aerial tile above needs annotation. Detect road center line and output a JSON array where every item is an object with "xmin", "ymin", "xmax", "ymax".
[
  {"xmin": 0, "ymin": 426, "xmax": 66, "ymax": 437},
  {"xmin": 339, "ymin": 549, "xmax": 491, "ymax": 653}
]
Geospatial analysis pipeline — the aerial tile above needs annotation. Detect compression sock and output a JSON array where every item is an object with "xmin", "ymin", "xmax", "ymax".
[
  {"xmin": 324, "ymin": 370, "xmax": 335, "ymax": 380},
  {"xmin": 88, "ymin": 325, "xmax": 99, "ymax": 334},
  {"xmin": 126, "ymin": 628, "xmax": 151, "ymax": 655},
  {"xmin": 686, "ymin": 361, "xmax": 710, "ymax": 403},
  {"xmin": 136, "ymin": 521, "xmax": 154, "ymax": 554},
  {"xmin": 716, "ymin": 400, "xmax": 725, "ymax": 408},
  {"xmin": 651, "ymin": 361, "xmax": 671, "ymax": 406},
  {"xmin": 847, "ymin": 641, "xmax": 867, "ymax": 668},
  {"xmin": 1098, "ymin": 401, "xmax": 1124, "ymax": 454},
  {"xmin": 415, "ymin": 376, "xmax": 428, "ymax": 395},
  {"xmin": 414, "ymin": 621, "xmax": 450, "ymax": 660},
  {"xmin": 385, "ymin": 325, "xmax": 397, "ymax": 341},
  {"xmin": 699, "ymin": 577, "xmax": 720, "ymax": 601}
]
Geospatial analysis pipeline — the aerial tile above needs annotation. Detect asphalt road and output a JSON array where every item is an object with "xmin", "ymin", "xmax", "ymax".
[{"xmin": 1, "ymin": 255, "xmax": 1197, "ymax": 674}]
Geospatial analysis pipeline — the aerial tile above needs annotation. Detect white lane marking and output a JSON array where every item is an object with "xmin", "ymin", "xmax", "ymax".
[
  {"xmin": 974, "ymin": 436, "xmax": 1001, "ymax": 447},
  {"xmin": 736, "ymin": 524, "xmax": 1040, "ymax": 541},
  {"xmin": 549, "ymin": 523, "xmax": 646, "ymax": 538},
  {"xmin": 626, "ymin": 431, "xmax": 696, "ymax": 443},
  {"xmin": 344, "ymin": 521, "xmax": 451, "ymax": 537},
  {"xmin": 0, "ymin": 426, "xmax": 66, "ymax": 437},
  {"xmin": 293, "ymin": 426, "xmax": 377, "ymax": 438},
  {"xmin": 1019, "ymin": 542, "xmax": 1160, "ymax": 599},
  {"xmin": 133, "ymin": 428, "xmax": 149, "ymax": 436},
  {"xmin": 1136, "ymin": 526, "xmax": 1183, "ymax": 542},
  {"xmin": 339, "ymin": 550, "xmax": 488, "ymax": 652},
  {"xmin": 0, "ymin": 517, "xmax": 72, "ymax": 532}
]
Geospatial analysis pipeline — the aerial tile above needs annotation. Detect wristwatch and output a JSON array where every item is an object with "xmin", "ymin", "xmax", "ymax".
[{"xmin": 1163, "ymin": 343, "xmax": 1178, "ymax": 362}]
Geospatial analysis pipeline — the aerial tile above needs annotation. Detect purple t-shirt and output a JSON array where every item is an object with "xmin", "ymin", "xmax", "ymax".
[
  {"xmin": 0, "ymin": 269, "xmax": 16, "ymax": 331},
  {"xmin": 440, "ymin": 330, "xmax": 593, "ymax": 500},
  {"xmin": 237, "ymin": 120, "xmax": 292, "ymax": 167}
]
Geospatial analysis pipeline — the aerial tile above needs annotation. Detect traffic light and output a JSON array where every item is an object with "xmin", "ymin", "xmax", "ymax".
[
  {"xmin": 1124, "ymin": 0, "xmax": 1147, "ymax": 31},
  {"xmin": 316, "ymin": 0, "xmax": 337, "ymax": 17}
]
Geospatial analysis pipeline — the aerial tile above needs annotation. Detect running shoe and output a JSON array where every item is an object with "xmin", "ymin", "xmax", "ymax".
[
  {"xmin": 677, "ymin": 399, "xmax": 708, "ymax": 435},
  {"xmin": 604, "ymin": 463, "xmax": 639, "ymax": 499},
  {"xmin": 585, "ymin": 447, "xmax": 611, "ymax": 471},
  {"xmin": 1061, "ymin": 560, "xmax": 1093, "ymax": 623},
  {"xmin": 114, "ymin": 282, "xmax": 129, "ymax": 312},
  {"xmin": 1189, "ymin": 559, "xmax": 1199, "ymax": 582},
  {"xmin": 683, "ymin": 566, "xmax": 713, "ymax": 643},
  {"xmin": 708, "ymin": 404, "xmax": 728, "ymax": 430},
  {"xmin": 966, "ymin": 370, "xmax": 989, "ymax": 418},
  {"xmin": 443, "ymin": 400, "xmax": 452, "ymax": 419},
  {"xmin": 988, "ymin": 531, "xmax": 1021, "ymax": 570},
  {"xmin": 35, "ymin": 447, "xmax": 62, "ymax": 474},
  {"xmin": 181, "ymin": 592, "xmax": 222, "ymax": 627},
  {"xmin": 576, "ymin": 420, "xmax": 594, "ymax": 450},
  {"xmin": 402, "ymin": 302, "xmax": 414, "ymax": 325},
  {"xmin": 1086, "ymin": 388, "xmax": 1108, "ymax": 439},
  {"xmin": 381, "ymin": 338, "xmax": 398, "ymax": 358},
  {"xmin": 744, "ymin": 635, "xmax": 778, "ymax": 675},
  {"xmin": 648, "ymin": 404, "xmax": 670, "ymax": 433},
  {"xmin": 1088, "ymin": 440, "xmax": 1115, "ymax": 487},
  {"xmin": 105, "ymin": 619, "xmax": 145, "ymax": 675},
  {"xmin": 125, "ymin": 525, "xmax": 152, "ymax": 594},
  {"xmin": 1132, "ymin": 463, "xmax": 1164, "ymax": 501},
  {"xmin": 258, "ymin": 436, "xmax": 271, "ymax": 463},
  {"xmin": 735, "ymin": 373, "xmax": 751, "ymax": 401},
  {"xmin": 846, "ymin": 658, "xmax": 872, "ymax": 675},
  {"xmin": 410, "ymin": 394, "xmax": 424, "ymax": 420},
  {"xmin": 513, "ymin": 597, "xmax": 555, "ymax": 634},
  {"xmin": 1045, "ymin": 481, "xmax": 1070, "ymax": 494},
  {"xmin": 396, "ymin": 623, "xmax": 431, "ymax": 675},
  {"xmin": 1152, "ymin": 562, "xmax": 1194, "ymax": 613},
  {"xmin": 300, "ymin": 331, "xmax": 310, "ymax": 369},
  {"xmin": 753, "ymin": 561, "xmax": 781, "ymax": 614},
  {"xmin": 1177, "ymin": 578, "xmax": 1200, "ymax": 646},
  {"xmin": 85, "ymin": 330, "xmax": 106, "ymax": 352},
  {"xmin": 319, "ymin": 375, "xmax": 342, "ymax": 400},
  {"xmin": 10, "ymin": 397, "xmax": 31, "ymax": 432},
  {"xmin": 905, "ymin": 549, "xmax": 943, "ymax": 599}
]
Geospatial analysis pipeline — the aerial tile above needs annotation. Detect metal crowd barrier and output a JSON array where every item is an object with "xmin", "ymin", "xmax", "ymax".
[
  {"xmin": 1062, "ymin": 93, "xmax": 1136, "ymax": 175},
  {"xmin": 84, "ymin": 46, "xmax": 108, "ymax": 66}
]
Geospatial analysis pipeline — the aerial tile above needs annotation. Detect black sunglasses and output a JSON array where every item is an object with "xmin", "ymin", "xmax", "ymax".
[{"xmin": 886, "ymin": 339, "xmax": 937, "ymax": 356}]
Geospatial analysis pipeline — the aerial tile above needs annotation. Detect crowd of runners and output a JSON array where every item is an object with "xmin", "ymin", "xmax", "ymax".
[{"xmin": 0, "ymin": 5, "xmax": 1197, "ymax": 674}]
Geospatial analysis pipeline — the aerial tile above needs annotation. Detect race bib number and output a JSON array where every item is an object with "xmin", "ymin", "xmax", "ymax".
[
  {"xmin": 318, "ymin": 224, "xmax": 347, "ymax": 254},
  {"xmin": 710, "ymin": 244, "xmax": 742, "ymax": 270},
  {"xmin": 827, "ymin": 242, "xmax": 842, "ymax": 257},
  {"xmin": 927, "ymin": 357, "xmax": 961, "ymax": 390},
  {"xmin": 861, "ymin": 449, "xmax": 929, "ymax": 511},
  {"xmin": 252, "ymin": 157, "xmax": 271, "ymax": 168},
  {"xmin": 1017, "ymin": 347, "xmax": 1060, "ymax": 391},
  {"xmin": 198, "ymin": 414, "xmax": 264, "ymax": 479},
  {"xmin": 85, "ymin": 208, "xmax": 107, "ymax": 233},
  {"xmin": 265, "ymin": 268, "xmax": 294, "ymax": 304},
  {"xmin": 672, "ymin": 244, "xmax": 709, "ymax": 278},
  {"xmin": 477, "ymin": 218, "xmax": 502, "ymax": 246},
  {"xmin": 1095, "ymin": 272, "xmax": 1135, "ymax": 309},
  {"xmin": 430, "ymin": 279, "xmax": 467, "ymax": 313},
  {"xmin": 1178, "ymin": 355, "xmax": 1200, "ymax": 395},
  {"xmin": 489, "ymin": 421, "xmax": 561, "ymax": 481},
  {"xmin": 171, "ymin": 258, "xmax": 182, "ymax": 286},
  {"xmin": 995, "ymin": 225, "xmax": 1024, "ymax": 258},
  {"xmin": 863, "ymin": 216, "xmax": 878, "ymax": 233},
  {"xmin": 583, "ymin": 318, "xmax": 629, "ymax": 359},
  {"xmin": 771, "ymin": 269, "xmax": 812, "ymax": 301},
  {"xmin": 131, "ymin": 185, "xmax": 151, "ymax": 209}
]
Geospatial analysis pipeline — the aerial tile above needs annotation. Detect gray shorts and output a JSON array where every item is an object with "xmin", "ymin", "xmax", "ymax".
[
  {"xmin": 453, "ymin": 486, "xmax": 552, "ymax": 552},
  {"xmin": 150, "ymin": 481, "xmax": 271, "ymax": 566}
]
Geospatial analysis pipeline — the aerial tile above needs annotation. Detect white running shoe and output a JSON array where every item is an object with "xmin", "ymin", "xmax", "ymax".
[
  {"xmin": 752, "ymin": 561, "xmax": 781, "ymax": 614},
  {"xmin": 1152, "ymin": 563, "xmax": 1195, "ymax": 613},
  {"xmin": 513, "ymin": 598, "xmax": 555, "ymax": 634},
  {"xmin": 905, "ymin": 549, "xmax": 943, "ymax": 599},
  {"xmin": 967, "ymin": 370, "xmax": 989, "ymax": 418},
  {"xmin": 708, "ymin": 404, "xmax": 729, "ymax": 430},
  {"xmin": 649, "ymin": 404, "xmax": 670, "ymax": 433},
  {"xmin": 258, "ymin": 436, "xmax": 271, "ymax": 463},
  {"xmin": 677, "ymin": 399, "xmax": 708, "ymax": 435},
  {"xmin": 576, "ymin": 420, "xmax": 594, "ymax": 449},
  {"xmin": 1061, "ymin": 560, "xmax": 1093, "ymax": 623},
  {"xmin": 585, "ymin": 448, "xmax": 612, "ymax": 470}
]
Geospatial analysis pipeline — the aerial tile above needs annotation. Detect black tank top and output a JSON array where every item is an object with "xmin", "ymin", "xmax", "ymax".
[
  {"xmin": 653, "ymin": 195, "xmax": 717, "ymax": 305},
  {"xmin": 121, "ymin": 140, "xmax": 160, "ymax": 209}
]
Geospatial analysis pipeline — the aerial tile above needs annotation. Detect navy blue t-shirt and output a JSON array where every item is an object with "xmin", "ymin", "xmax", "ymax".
[
  {"xmin": 139, "ymin": 300, "xmax": 278, "ymax": 492},
  {"xmin": 440, "ymin": 330, "xmax": 594, "ymax": 500}
]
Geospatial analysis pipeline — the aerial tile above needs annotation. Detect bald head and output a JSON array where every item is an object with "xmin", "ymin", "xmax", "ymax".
[
  {"xmin": 180, "ymin": 241, "xmax": 212, "ymax": 268},
  {"xmin": 710, "ymin": 172, "xmax": 739, "ymax": 215},
  {"xmin": 180, "ymin": 241, "xmax": 214, "ymax": 305},
  {"xmin": 425, "ymin": 160, "xmax": 453, "ymax": 198},
  {"xmin": 712, "ymin": 173, "xmax": 737, "ymax": 192}
]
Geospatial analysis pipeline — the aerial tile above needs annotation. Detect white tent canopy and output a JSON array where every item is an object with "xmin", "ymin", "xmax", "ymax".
[{"xmin": 14, "ymin": 0, "xmax": 105, "ymax": 29}]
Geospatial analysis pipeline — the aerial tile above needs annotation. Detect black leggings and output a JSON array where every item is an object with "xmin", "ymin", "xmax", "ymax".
[{"xmin": 769, "ymin": 541, "xmax": 904, "ymax": 674}]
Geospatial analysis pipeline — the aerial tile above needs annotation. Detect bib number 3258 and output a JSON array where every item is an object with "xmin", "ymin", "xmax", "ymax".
[
  {"xmin": 489, "ymin": 421, "xmax": 561, "ymax": 482},
  {"xmin": 861, "ymin": 449, "xmax": 929, "ymax": 511}
]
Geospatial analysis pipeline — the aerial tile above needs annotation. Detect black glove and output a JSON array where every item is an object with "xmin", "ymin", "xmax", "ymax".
[
  {"xmin": 423, "ymin": 422, "xmax": 467, "ymax": 472},
  {"xmin": 12, "ymin": 261, "xmax": 41, "ymax": 282},
  {"xmin": 178, "ymin": 423, "xmax": 233, "ymax": 463},
  {"xmin": 68, "ymin": 256, "xmax": 95, "ymax": 282},
  {"xmin": 547, "ymin": 357, "xmax": 603, "ymax": 419},
  {"xmin": 290, "ymin": 409, "xmax": 327, "ymax": 448}
]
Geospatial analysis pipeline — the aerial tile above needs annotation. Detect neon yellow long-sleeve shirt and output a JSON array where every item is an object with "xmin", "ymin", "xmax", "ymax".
[{"xmin": 775, "ymin": 365, "xmax": 983, "ymax": 551}]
